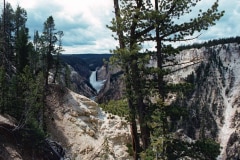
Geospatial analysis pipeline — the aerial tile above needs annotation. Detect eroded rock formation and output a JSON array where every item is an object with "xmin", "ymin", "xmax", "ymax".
[
  {"xmin": 95, "ymin": 43, "xmax": 240, "ymax": 159},
  {"xmin": 46, "ymin": 85, "xmax": 132, "ymax": 160},
  {"xmin": 168, "ymin": 44, "xmax": 240, "ymax": 159}
]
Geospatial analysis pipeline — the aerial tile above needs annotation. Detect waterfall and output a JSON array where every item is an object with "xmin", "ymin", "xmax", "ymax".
[{"xmin": 89, "ymin": 71, "xmax": 106, "ymax": 93}]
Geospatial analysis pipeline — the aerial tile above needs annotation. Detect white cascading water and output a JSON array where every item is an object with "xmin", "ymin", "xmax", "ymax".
[{"xmin": 89, "ymin": 71, "xmax": 106, "ymax": 93}]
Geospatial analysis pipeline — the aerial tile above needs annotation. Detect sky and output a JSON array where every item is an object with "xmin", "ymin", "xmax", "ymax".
[{"xmin": 4, "ymin": 0, "xmax": 240, "ymax": 54}]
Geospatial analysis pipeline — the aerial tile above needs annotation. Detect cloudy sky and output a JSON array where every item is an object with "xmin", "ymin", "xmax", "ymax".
[{"xmin": 5, "ymin": 0, "xmax": 240, "ymax": 54}]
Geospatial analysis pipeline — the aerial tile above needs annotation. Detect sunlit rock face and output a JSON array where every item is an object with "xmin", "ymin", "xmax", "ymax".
[
  {"xmin": 1, "ymin": 43, "xmax": 237, "ymax": 159},
  {"xmin": 46, "ymin": 85, "xmax": 132, "ymax": 160},
  {"xmin": 94, "ymin": 43, "xmax": 240, "ymax": 159},
  {"xmin": 168, "ymin": 43, "xmax": 240, "ymax": 159}
]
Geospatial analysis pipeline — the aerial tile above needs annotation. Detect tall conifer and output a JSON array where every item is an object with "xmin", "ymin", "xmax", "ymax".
[{"xmin": 109, "ymin": 0, "xmax": 224, "ymax": 159}]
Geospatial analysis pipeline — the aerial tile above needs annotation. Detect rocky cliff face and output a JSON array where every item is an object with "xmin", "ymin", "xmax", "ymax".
[
  {"xmin": 1, "ymin": 44, "xmax": 239, "ymax": 159},
  {"xmin": 96, "ymin": 65, "xmax": 108, "ymax": 81},
  {"xmin": 60, "ymin": 54, "xmax": 112, "ymax": 99},
  {"xmin": 0, "ymin": 116, "xmax": 22, "ymax": 160},
  {"xmin": 95, "ymin": 65, "xmax": 124, "ymax": 103},
  {"xmin": 60, "ymin": 55, "xmax": 97, "ymax": 98},
  {"xmin": 95, "ymin": 43, "xmax": 240, "ymax": 159},
  {"xmin": 68, "ymin": 65, "xmax": 97, "ymax": 98},
  {"xmin": 45, "ymin": 85, "xmax": 131, "ymax": 160},
  {"xmin": 0, "ymin": 84, "xmax": 131, "ymax": 160},
  {"xmin": 163, "ymin": 43, "xmax": 240, "ymax": 159}
]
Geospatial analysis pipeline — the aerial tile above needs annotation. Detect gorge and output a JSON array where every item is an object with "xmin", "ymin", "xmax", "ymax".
[
  {"xmin": 59, "ymin": 42, "xmax": 240, "ymax": 159},
  {"xmin": 0, "ymin": 42, "xmax": 240, "ymax": 159},
  {"xmin": 92, "ymin": 42, "xmax": 240, "ymax": 159}
]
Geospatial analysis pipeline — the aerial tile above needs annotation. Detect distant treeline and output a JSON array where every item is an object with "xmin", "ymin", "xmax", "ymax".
[
  {"xmin": 60, "ymin": 54, "xmax": 112, "ymax": 71},
  {"xmin": 178, "ymin": 36, "xmax": 240, "ymax": 50}
]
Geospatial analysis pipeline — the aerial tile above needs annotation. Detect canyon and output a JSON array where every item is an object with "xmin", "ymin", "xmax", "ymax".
[{"xmin": 0, "ymin": 43, "xmax": 240, "ymax": 159}]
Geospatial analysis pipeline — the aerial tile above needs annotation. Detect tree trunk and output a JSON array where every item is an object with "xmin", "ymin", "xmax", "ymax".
[
  {"xmin": 155, "ymin": 0, "xmax": 164, "ymax": 99},
  {"xmin": 131, "ymin": 57, "xmax": 150, "ymax": 150},
  {"xmin": 129, "ymin": 105, "xmax": 141, "ymax": 160},
  {"xmin": 113, "ymin": 0, "xmax": 150, "ymax": 158},
  {"xmin": 125, "ymin": 65, "xmax": 141, "ymax": 160}
]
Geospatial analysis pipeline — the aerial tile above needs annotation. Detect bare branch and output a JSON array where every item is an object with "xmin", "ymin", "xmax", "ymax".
[
  {"xmin": 163, "ymin": 33, "xmax": 202, "ymax": 42},
  {"xmin": 167, "ymin": 59, "xmax": 204, "ymax": 74}
]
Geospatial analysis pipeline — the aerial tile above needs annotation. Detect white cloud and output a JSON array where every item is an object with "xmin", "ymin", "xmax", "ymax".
[
  {"xmin": 196, "ymin": 0, "xmax": 240, "ymax": 42},
  {"xmin": 6, "ymin": 0, "xmax": 240, "ymax": 53},
  {"xmin": 7, "ymin": 0, "xmax": 114, "ymax": 54}
]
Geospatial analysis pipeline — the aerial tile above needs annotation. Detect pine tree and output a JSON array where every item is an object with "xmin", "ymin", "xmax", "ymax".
[
  {"xmin": 15, "ymin": 27, "xmax": 29, "ymax": 73},
  {"xmin": 108, "ymin": 0, "xmax": 224, "ymax": 159},
  {"xmin": 64, "ymin": 64, "xmax": 71, "ymax": 88},
  {"xmin": 0, "ymin": 66, "xmax": 7, "ymax": 114},
  {"xmin": 0, "ymin": 4, "xmax": 55, "ymax": 153},
  {"xmin": 30, "ymin": 30, "xmax": 41, "ymax": 74},
  {"xmin": 40, "ymin": 16, "xmax": 57, "ymax": 86},
  {"xmin": 39, "ymin": 16, "xmax": 64, "ymax": 86},
  {"xmin": 2, "ymin": 3, "xmax": 14, "ymax": 63},
  {"xmin": 14, "ymin": 5, "xmax": 29, "ymax": 73},
  {"xmin": 21, "ymin": 66, "xmax": 45, "ymax": 131},
  {"xmin": 53, "ymin": 31, "xmax": 64, "ymax": 83},
  {"xmin": 0, "ymin": 2, "xmax": 15, "ymax": 70}
]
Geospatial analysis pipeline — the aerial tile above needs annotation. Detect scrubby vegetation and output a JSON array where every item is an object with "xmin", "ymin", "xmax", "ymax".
[{"xmin": 100, "ymin": 99, "xmax": 129, "ymax": 118}]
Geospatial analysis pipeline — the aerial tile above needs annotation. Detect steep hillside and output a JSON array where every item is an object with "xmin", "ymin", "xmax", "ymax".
[
  {"xmin": 60, "ymin": 54, "xmax": 112, "ymax": 98},
  {"xmin": 95, "ymin": 43, "xmax": 240, "ymax": 159},
  {"xmin": 2, "ymin": 44, "xmax": 238, "ymax": 159},
  {"xmin": 96, "ymin": 65, "xmax": 124, "ymax": 103},
  {"xmin": 0, "ymin": 115, "xmax": 65, "ymax": 160},
  {"xmin": 45, "ymin": 85, "xmax": 132, "ymax": 160},
  {"xmin": 180, "ymin": 44, "xmax": 240, "ymax": 159},
  {"xmin": 0, "ymin": 84, "xmax": 131, "ymax": 160},
  {"xmin": 157, "ymin": 43, "xmax": 240, "ymax": 159},
  {"xmin": 68, "ymin": 65, "xmax": 97, "ymax": 98}
]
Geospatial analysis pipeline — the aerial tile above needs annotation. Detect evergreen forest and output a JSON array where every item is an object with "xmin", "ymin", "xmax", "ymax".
[{"xmin": 0, "ymin": 1, "xmax": 66, "ymax": 158}]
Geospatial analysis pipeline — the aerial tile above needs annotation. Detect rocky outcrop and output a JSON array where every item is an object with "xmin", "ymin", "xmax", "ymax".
[
  {"xmin": 0, "ymin": 115, "xmax": 64, "ymax": 160},
  {"xmin": 59, "ymin": 55, "xmax": 97, "ymax": 98},
  {"xmin": 94, "ymin": 43, "xmax": 240, "ymax": 159},
  {"xmin": 96, "ymin": 65, "xmax": 124, "ymax": 103},
  {"xmin": 49, "ymin": 64, "xmax": 97, "ymax": 98},
  {"xmin": 69, "ymin": 65, "xmax": 97, "ymax": 98},
  {"xmin": 96, "ymin": 65, "xmax": 108, "ymax": 81},
  {"xmin": 168, "ymin": 44, "xmax": 240, "ymax": 159},
  {"xmin": 46, "ymin": 85, "xmax": 132, "ymax": 160},
  {"xmin": 0, "ymin": 115, "xmax": 21, "ymax": 160},
  {"xmin": 226, "ymin": 132, "xmax": 240, "ymax": 159}
]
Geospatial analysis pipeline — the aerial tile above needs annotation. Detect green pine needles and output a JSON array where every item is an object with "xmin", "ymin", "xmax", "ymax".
[{"xmin": 108, "ymin": 0, "xmax": 224, "ymax": 159}]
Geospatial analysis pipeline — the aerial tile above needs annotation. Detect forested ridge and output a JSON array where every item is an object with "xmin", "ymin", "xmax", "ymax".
[
  {"xmin": 178, "ymin": 36, "xmax": 240, "ymax": 50},
  {"xmin": 0, "ymin": 0, "xmax": 237, "ymax": 159},
  {"xmin": 0, "ymin": 1, "xmax": 67, "ymax": 158}
]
